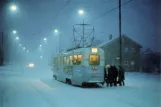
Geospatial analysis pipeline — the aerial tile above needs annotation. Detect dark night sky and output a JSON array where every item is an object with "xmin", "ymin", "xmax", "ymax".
[{"xmin": 0, "ymin": 0, "xmax": 161, "ymax": 54}]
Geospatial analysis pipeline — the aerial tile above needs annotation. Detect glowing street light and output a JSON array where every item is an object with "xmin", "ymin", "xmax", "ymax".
[
  {"xmin": 54, "ymin": 29, "xmax": 58, "ymax": 33},
  {"xmin": 23, "ymin": 47, "xmax": 26, "ymax": 50},
  {"xmin": 12, "ymin": 30, "xmax": 17, "ymax": 34},
  {"xmin": 39, "ymin": 44, "xmax": 42, "ymax": 47},
  {"xmin": 78, "ymin": 9, "xmax": 84, "ymax": 15},
  {"xmin": 15, "ymin": 36, "xmax": 19, "ymax": 40},
  {"xmin": 10, "ymin": 5, "xmax": 17, "ymax": 12},
  {"xmin": 44, "ymin": 38, "xmax": 47, "ymax": 41},
  {"xmin": 27, "ymin": 50, "xmax": 29, "ymax": 53}
]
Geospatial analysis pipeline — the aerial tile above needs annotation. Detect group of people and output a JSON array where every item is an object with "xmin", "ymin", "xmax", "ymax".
[{"xmin": 104, "ymin": 65, "xmax": 125, "ymax": 87}]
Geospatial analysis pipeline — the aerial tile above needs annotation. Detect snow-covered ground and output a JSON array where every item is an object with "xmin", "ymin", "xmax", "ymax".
[{"xmin": 0, "ymin": 65, "xmax": 161, "ymax": 107}]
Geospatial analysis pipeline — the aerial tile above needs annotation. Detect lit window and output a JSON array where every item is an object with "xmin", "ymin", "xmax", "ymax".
[
  {"xmin": 66, "ymin": 56, "xmax": 70, "ymax": 65},
  {"xmin": 91, "ymin": 48, "xmax": 98, "ymax": 53},
  {"xmin": 73, "ymin": 55, "xmax": 82, "ymax": 65},
  {"xmin": 77, "ymin": 55, "xmax": 82, "ymax": 65},
  {"xmin": 89, "ymin": 55, "xmax": 100, "ymax": 65},
  {"xmin": 60, "ymin": 56, "xmax": 63, "ymax": 65},
  {"xmin": 73, "ymin": 55, "xmax": 77, "ymax": 65},
  {"xmin": 64, "ymin": 57, "xmax": 67, "ymax": 65},
  {"xmin": 58, "ymin": 57, "xmax": 60, "ymax": 65},
  {"xmin": 69, "ymin": 56, "xmax": 73, "ymax": 65}
]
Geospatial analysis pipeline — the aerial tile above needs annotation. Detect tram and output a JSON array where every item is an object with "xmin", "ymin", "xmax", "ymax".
[{"xmin": 52, "ymin": 47, "xmax": 105, "ymax": 86}]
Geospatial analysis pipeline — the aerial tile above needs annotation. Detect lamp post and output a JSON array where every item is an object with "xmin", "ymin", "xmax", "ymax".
[
  {"xmin": 0, "ymin": 5, "xmax": 18, "ymax": 65},
  {"xmin": 10, "ymin": 5, "xmax": 17, "ymax": 12},
  {"xmin": 54, "ymin": 29, "xmax": 61, "ymax": 53},
  {"xmin": 78, "ymin": 9, "xmax": 85, "ymax": 48},
  {"xmin": 12, "ymin": 30, "xmax": 17, "ymax": 34}
]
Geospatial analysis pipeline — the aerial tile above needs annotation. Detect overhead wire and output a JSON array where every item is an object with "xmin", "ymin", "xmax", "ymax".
[{"xmin": 93, "ymin": 0, "xmax": 134, "ymax": 21}]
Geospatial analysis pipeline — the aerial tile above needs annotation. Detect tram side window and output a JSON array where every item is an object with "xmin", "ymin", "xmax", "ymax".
[
  {"xmin": 55, "ymin": 57, "xmax": 57, "ymax": 65},
  {"xmin": 53, "ymin": 58, "xmax": 56, "ymax": 65},
  {"xmin": 67, "ymin": 56, "xmax": 70, "ymax": 65},
  {"xmin": 89, "ymin": 55, "xmax": 100, "ymax": 65},
  {"xmin": 73, "ymin": 55, "xmax": 77, "ymax": 65},
  {"xmin": 69, "ymin": 56, "xmax": 73, "ymax": 65},
  {"xmin": 57, "ymin": 57, "xmax": 60, "ymax": 65},
  {"xmin": 64, "ymin": 56, "xmax": 67, "ymax": 65},
  {"xmin": 77, "ymin": 55, "xmax": 82, "ymax": 65},
  {"xmin": 60, "ymin": 56, "xmax": 63, "ymax": 65},
  {"xmin": 73, "ymin": 55, "xmax": 82, "ymax": 65}
]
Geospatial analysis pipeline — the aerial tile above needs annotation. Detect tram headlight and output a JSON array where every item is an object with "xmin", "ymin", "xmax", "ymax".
[{"xmin": 27, "ymin": 63, "xmax": 35, "ymax": 68}]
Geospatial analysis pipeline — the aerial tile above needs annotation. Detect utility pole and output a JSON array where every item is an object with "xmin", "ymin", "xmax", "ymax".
[
  {"xmin": 119, "ymin": 0, "xmax": 122, "ymax": 67},
  {"xmin": 1, "ymin": 31, "xmax": 4, "ymax": 65}
]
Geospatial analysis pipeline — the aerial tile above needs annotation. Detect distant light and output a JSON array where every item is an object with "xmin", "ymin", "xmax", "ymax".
[
  {"xmin": 10, "ymin": 5, "xmax": 17, "ymax": 12},
  {"xmin": 39, "ymin": 45, "xmax": 42, "ymax": 47},
  {"xmin": 40, "ymin": 56, "xmax": 43, "ymax": 59},
  {"xmin": 23, "ymin": 47, "xmax": 25, "ymax": 50},
  {"xmin": 27, "ymin": 50, "xmax": 29, "ymax": 52},
  {"xmin": 19, "ymin": 44, "xmax": 22, "ymax": 46},
  {"xmin": 44, "ymin": 38, "xmax": 47, "ymax": 41},
  {"xmin": 27, "ymin": 63, "xmax": 34, "ymax": 68},
  {"xmin": 16, "ymin": 36, "xmax": 19, "ymax": 40},
  {"xmin": 78, "ymin": 9, "xmax": 84, "ymax": 15},
  {"xmin": 13, "ymin": 30, "xmax": 17, "ymax": 34},
  {"xmin": 54, "ymin": 29, "xmax": 58, "ymax": 33}
]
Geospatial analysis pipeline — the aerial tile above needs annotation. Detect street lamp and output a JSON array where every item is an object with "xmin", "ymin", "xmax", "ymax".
[
  {"xmin": 54, "ymin": 29, "xmax": 61, "ymax": 53},
  {"xmin": 78, "ymin": 9, "xmax": 85, "ymax": 47},
  {"xmin": 10, "ymin": 5, "xmax": 17, "ymax": 12},
  {"xmin": 78, "ymin": 9, "xmax": 84, "ymax": 15},
  {"xmin": 15, "ymin": 36, "xmax": 19, "ymax": 40},
  {"xmin": 23, "ymin": 47, "xmax": 25, "ymax": 50},
  {"xmin": 54, "ymin": 29, "xmax": 58, "ymax": 33},
  {"xmin": 1, "ymin": 5, "xmax": 17, "ymax": 65},
  {"xmin": 44, "ymin": 38, "xmax": 47, "ymax": 41},
  {"xmin": 12, "ymin": 30, "xmax": 17, "ymax": 34}
]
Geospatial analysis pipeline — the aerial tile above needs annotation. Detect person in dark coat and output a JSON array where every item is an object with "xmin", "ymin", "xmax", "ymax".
[
  {"xmin": 118, "ymin": 65, "xmax": 125, "ymax": 86},
  {"xmin": 104, "ymin": 66, "xmax": 107, "ymax": 85},
  {"xmin": 112, "ymin": 65, "xmax": 118, "ymax": 86},
  {"xmin": 107, "ymin": 65, "xmax": 113, "ymax": 87}
]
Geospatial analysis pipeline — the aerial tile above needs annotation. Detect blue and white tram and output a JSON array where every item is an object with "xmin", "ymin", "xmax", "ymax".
[{"xmin": 52, "ymin": 47, "xmax": 105, "ymax": 86}]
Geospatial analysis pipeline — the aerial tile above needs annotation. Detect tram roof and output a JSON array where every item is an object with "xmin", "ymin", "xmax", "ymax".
[{"xmin": 56, "ymin": 47, "xmax": 103, "ymax": 56}]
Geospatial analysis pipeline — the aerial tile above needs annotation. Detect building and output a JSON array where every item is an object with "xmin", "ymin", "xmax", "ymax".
[
  {"xmin": 98, "ymin": 35, "xmax": 142, "ymax": 72},
  {"xmin": 140, "ymin": 48, "xmax": 161, "ymax": 73}
]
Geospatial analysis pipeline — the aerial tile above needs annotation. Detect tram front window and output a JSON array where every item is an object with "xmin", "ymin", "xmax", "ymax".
[{"xmin": 89, "ymin": 55, "xmax": 100, "ymax": 65}]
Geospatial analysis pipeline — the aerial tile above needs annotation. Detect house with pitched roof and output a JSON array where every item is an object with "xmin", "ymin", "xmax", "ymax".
[{"xmin": 97, "ymin": 34, "xmax": 142, "ymax": 71}]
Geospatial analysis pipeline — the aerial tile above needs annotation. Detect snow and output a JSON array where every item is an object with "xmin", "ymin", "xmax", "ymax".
[{"xmin": 0, "ymin": 65, "xmax": 161, "ymax": 107}]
